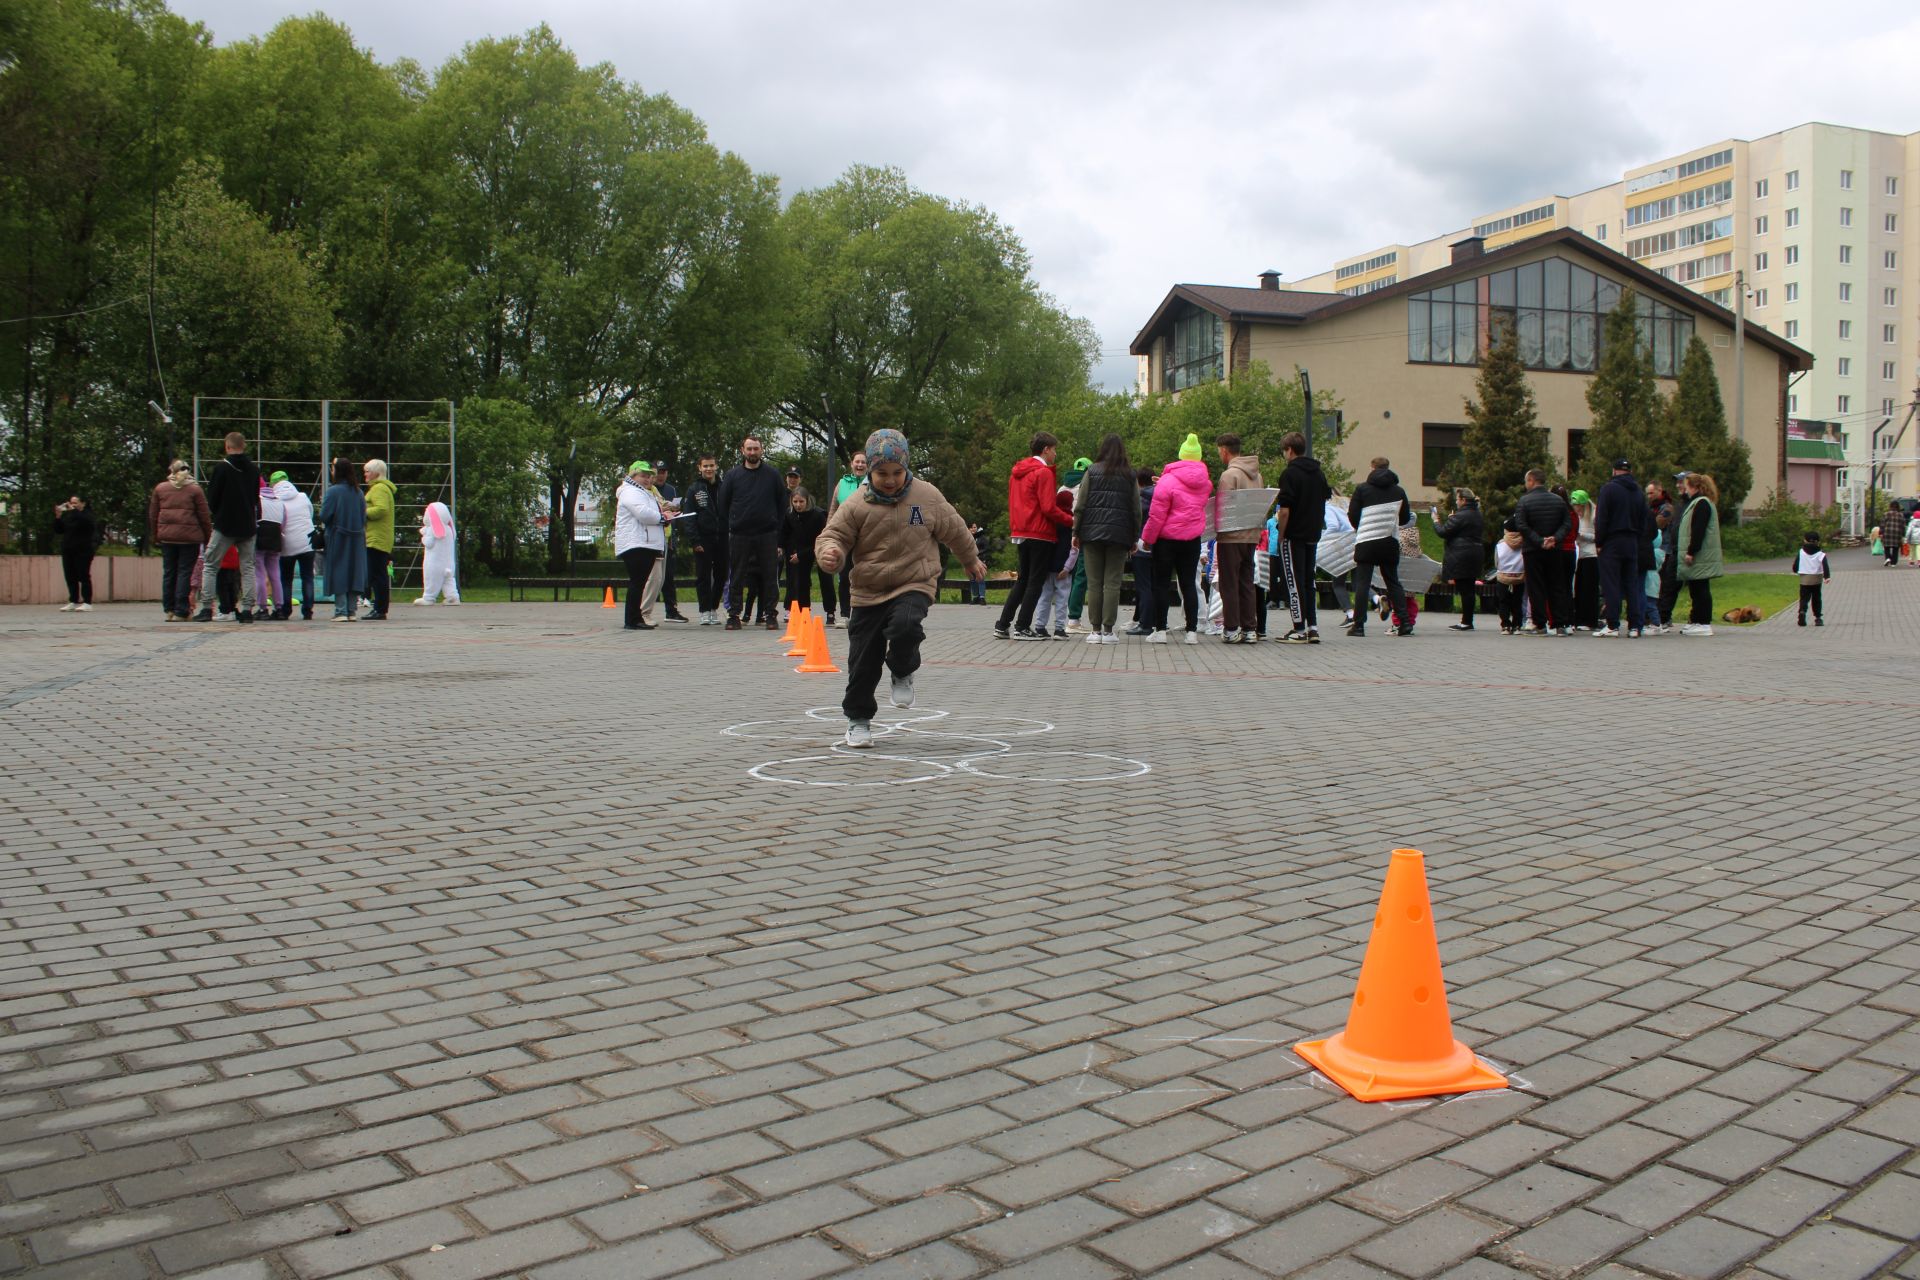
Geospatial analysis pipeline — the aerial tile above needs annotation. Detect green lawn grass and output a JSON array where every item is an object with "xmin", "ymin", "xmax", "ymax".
[{"xmin": 1707, "ymin": 573, "xmax": 1798, "ymax": 623}]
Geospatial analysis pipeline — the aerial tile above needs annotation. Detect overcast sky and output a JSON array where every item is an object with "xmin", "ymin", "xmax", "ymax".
[{"xmin": 171, "ymin": 0, "xmax": 1919, "ymax": 391}]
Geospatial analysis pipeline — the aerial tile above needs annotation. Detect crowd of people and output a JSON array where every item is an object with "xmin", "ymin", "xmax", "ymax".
[{"xmin": 125, "ymin": 431, "xmax": 452, "ymax": 623}]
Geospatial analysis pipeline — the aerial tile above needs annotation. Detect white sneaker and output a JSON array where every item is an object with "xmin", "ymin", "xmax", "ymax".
[
  {"xmin": 1084, "ymin": 631, "xmax": 1104, "ymax": 644},
  {"xmin": 890, "ymin": 674, "xmax": 914, "ymax": 709},
  {"xmin": 1065, "ymin": 620, "xmax": 1092, "ymax": 634},
  {"xmin": 1185, "ymin": 629, "xmax": 1200, "ymax": 645},
  {"xmin": 77, "ymin": 602, "xmax": 94, "ymax": 611},
  {"xmin": 1681, "ymin": 623, "xmax": 1714, "ymax": 636},
  {"xmin": 1594, "ymin": 627, "xmax": 1619, "ymax": 638},
  {"xmin": 1145, "ymin": 630, "xmax": 1168, "ymax": 644},
  {"xmin": 215, "ymin": 612, "xmax": 236, "ymax": 622},
  {"xmin": 58, "ymin": 603, "xmax": 76, "ymax": 611},
  {"xmin": 1101, "ymin": 631, "xmax": 1119, "ymax": 644},
  {"xmin": 845, "ymin": 721, "xmax": 873, "ymax": 748},
  {"xmin": 413, "ymin": 598, "xmax": 433, "ymax": 606},
  {"xmin": 445, "ymin": 598, "xmax": 460, "ymax": 606}
]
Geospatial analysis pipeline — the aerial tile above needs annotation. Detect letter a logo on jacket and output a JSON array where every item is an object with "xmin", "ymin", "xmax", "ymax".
[{"xmin": 909, "ymin": 505, "xmax": 924, "ymax": 526}]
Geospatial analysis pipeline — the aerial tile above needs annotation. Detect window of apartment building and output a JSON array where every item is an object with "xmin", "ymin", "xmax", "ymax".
[
  {"xmin": 1839, "ymin": 244, "xmax": 1853, "ymax": 264},
  {"xmin": 1755, "ymin": 178, "xmax": 1769, "ymax": 199},
  {"xmin": 1786, "ymin": 169, "xmax": 1800, "ymax": 190},
  {"xmin": 1839, "ymin": 320, "xmax": 1852, "ymax": 339},
  {"xmin": 1886, "ymin": 214, "xmax": 1898, "ymax": 233},
  {"xmin": 1884, "ymin": 361, "xmax": 1897, "ymax": 380},
  {"xmin": 1838, "ymin": 394, "xmax": 1850, "ymax": 414},
  {"xmin": 1785, "ymin": 320, "xmax": 1800, "ymax": 339},
  {"xmin": 1840, "ymin": 169, "xmax": 1853, "ymax": 189},
  {"xmin": 1595, "ymin": 223, "xmax": 1606, "ymax": 241},
  {"xmin": 1752, "ymin": 287, "xmax": 1769, "ymax": 308},
  {"xmin": 1839, "ymin": 207, "xmax": 1853, "ymax": 227},
  {"xmin": 1785, "ymin": 208, "xmax": 1800, "ymax": 228},
  {"xmin": 1840, "ymin": 283, "xmax": 1853, "ymax": 303},
  {"xmin": 1888, "ymin": 176, "xmax": 1900, "ymax": 196},
  {"xmin": 1887, "ymin": 398, "xmax": 1899, "ymax": 416},
  {"xmin": 1785, "ymin": 244, "xmax": 1800, "ymax": 265},
  {"xmin": 1165, "ymin": 308, "xmax": 1224, "ymax": 391},
  {"xmin": 1422, "ymin": 425, "xmax": 1465, "ymax": 487},
  {"xmin": 1886, "ymin": 250, "xmax": 1899, "ymax": 269},
  {"xmin": 1753, "ymin": 251, "xmax": 1768, "ymax": 272},
  {"xmin": 1785, "ymin": 282, "xmax": 1799, "ymax": 303},
  {"xmin": 1838, "ymin": 357, "xmax": 1851, "ymax": 377},
  {"xmin": 1886, "ymin": 324, "xmax": 1899, "ymax": 342},
  {"xmin": 1886, "ymin": 287, "xmax": 1898, "ymax": 307},
  {"xmin": 1788, "ymin": 393, "xmax": 1798, "ymax": 413},
  {"xmin": 1754, "ymin": 215, "xmax": 1768, "ymax": 236}
]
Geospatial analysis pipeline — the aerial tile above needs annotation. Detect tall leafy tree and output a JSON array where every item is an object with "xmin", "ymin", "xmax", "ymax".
[
  {"xmin": 1665, "ymin": 334, "xmax": 1753, "ymax": 510},
  {"xmin": 1451, "ymin": 319, "xmax": 1548, "ymax": 540},
  {"xmin": 778, "ymin": 165, "xmax": 1095, "ymax": 473}
]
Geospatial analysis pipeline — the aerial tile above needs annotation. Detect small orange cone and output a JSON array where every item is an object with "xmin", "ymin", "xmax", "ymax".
[
  {"xmin": 780, "ymin": 604, "xmax": 806, "ymax": 645},
  {"xmin": 796, "ymin": 614, "xmax": 839, "ymax": 673},
  {"xmin": 1294, "ymin": 849, "xmax": 1506, "ymax": 1102},
  {"xmin": 601, "ymin": 585, "xmax": 616, "ymax": 608}
]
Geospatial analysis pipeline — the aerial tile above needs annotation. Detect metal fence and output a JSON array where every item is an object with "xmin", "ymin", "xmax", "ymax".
[{"xmin": 192, "ymin": 398, "xmax": 456, "ymax": 589}]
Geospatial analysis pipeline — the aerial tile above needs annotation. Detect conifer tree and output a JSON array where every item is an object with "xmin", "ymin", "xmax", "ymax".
[
  {"xmin": 1666, "ymin": 334, "xmax": 1754, "ymax": 510},
  {"xmin": 1451, "ymin": 319, "xmax": 1545, "ymax": 540},
  {"xmin": 1578, "ymin": 287, "xmax": 1670, "ymax": 495}
]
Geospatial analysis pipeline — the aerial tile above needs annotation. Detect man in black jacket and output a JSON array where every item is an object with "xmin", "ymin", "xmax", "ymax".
[
  {"xmin": 1593, "ymin": 458, "xmax": 1647, "ymax": 637},
  {"xmin": 717, "ymin": 435, "xmax": 785, "ymax": 630},
  {"xmin": 1272, "ymin": 431, "xmax": 1330, "ymax": 644},
  {"xmin": 192, "ymin": 432, "xmax": 260, "ymax": 624},
  {"xmin": 1512, "ymin": 468, "xmax": 1572, "ymax": 635},
  {"xmin": 683, "ymin": 455, "xmax": 726, "ymax": 624},
  {"xmin": 1346, "ymin": 459, "xmax": 1413, "ymax": 637}
]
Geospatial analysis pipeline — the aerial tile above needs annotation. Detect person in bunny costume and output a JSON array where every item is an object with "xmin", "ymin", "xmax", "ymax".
[{"xmin": 415, "ymin": 500, "xmax": 460, "ymax": 605}]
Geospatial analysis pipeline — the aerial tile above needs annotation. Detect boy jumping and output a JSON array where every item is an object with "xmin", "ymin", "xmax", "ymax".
[{"xmin": 814, "ymin": 429, "xmax": 985, "ymax": 748}]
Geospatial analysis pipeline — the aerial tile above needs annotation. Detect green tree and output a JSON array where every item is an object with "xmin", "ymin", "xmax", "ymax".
[
  {"xmin": 419, "ymin": 395, "xmax": 545, "ymax": 575},
  {"xmin": 1665, "ymin": 334, "xmax": 1753, "ymax": 510},
  {"xmin": 1578, "ymin": 287, "xmax": 1674, "ymax": 496},
  {"xmin": 777, "ymin": 165, "xmax": 1096, "ymax": 472},
  {"xmin": 1451, "ymin": 320, "xmax": 1548, "ymax": 539}
]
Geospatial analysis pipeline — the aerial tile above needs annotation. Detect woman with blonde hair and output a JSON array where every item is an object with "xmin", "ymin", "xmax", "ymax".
[
  {"xmin": 1675, "ymin": 472, "xmax": 1723, "ymax": 636},
  {"xmin": 1430, "ymin": 487, "xmax": 1485, "ymax": 631}
]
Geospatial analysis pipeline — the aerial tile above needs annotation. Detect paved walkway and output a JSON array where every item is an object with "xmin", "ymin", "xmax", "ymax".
[{"xmin": 2, "ymin": 575, "xmax": 1917, "ymax": 1280}]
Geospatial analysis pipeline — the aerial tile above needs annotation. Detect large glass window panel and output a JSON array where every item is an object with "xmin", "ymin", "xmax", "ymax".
[
  {"xmin": 1453, "ymin": 281, "xmax": 1477, "ymax": 304},
  {"xmin": 1518, "ymin": 261, "xmax": 1544, "ymax": 307},
  {"xmin": 1652, "ymin": 319, "xmax": 1674, "ymax": 375},
  {"xmin": 1676, "ymin": 316, "xmax": 1694, "ymax": 356},
  {"xmin": 1430, "ymin": 300, "xmax": 1453, "ymax": 362},
  {"xmin": 1571, "ymin": 313, "xmax": 1597, "ymax": 370},
  {"xmin": 1408, "ymin": 299, "xmax": 1430, "ymax": 362},
  {"xmin": 1597, "ymin": 276, "xmax": 1621, "ymax": 312},
  {"xmin": 1544, "ymin": 312, "xmax": 1570, "ymax": 369},
  {"xmin": 1571, "ymin": 265, "xmax": 1596, "ymax": 311},
  {"xmin": 1490, "ymin": 306, "xmax": 1517, "ymax": 346},
  {"xmin": 1454, "ymin": 303, "xmax": 1477, "ymax": 363},
  {"xmin": 1545, "ymin": 259, "xmax": 1570, "ymax": 309},
  {"xmin": 1490, "ymin": 269, "xmax": 1515, "ymax": 307},
  {"xmin": 1518, "ymin": 310, "xmax": 1544, "ymax": 365}
]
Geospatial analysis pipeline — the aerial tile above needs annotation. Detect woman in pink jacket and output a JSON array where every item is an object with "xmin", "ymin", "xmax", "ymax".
[{"xmin": 1141, "ymin": 433, "xmax": 1214, "ymax": 644}]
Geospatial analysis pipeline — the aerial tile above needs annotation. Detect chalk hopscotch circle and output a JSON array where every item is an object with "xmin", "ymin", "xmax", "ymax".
[
  {"xmin": 957, "ymin": 750, "xmax": 1152, "ymax": 783},
  {"xmin": 749, "ymin": 753, "xmax": 952, "ymax": 788},
  {"xmin": 896, "ymin": 714, "xmax": 1052, "ymax": 739},
  {"xmin": 802, "ymin": 706, "xmax": 948, "ymax": 725},
  {"xmin": 721, "ymin": 718, "xmax": 859, "ymax": 745}
]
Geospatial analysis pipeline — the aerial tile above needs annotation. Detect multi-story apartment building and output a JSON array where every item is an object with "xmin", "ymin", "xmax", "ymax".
[{"xmin": 1287, "ymin": 123, "xmax": 1920, "ymax": 496}]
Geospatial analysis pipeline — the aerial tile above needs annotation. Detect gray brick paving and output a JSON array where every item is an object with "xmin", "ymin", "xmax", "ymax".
[{"xmin": 2, "ymin": 589, "xmax": 1918, "ymax": 1278}]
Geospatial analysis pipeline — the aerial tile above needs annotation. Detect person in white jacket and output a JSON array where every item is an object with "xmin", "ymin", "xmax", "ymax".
[
  {"xmin": 270, "ymin": 472, "xmax": 316, "ymax": 620},
  {"xmin": 414, "ymin": 501, "xmax": 460, "ymax": 605},
  {"xmin": 614, "ymin": 461, "xmax": 668, "ymax": 630}
]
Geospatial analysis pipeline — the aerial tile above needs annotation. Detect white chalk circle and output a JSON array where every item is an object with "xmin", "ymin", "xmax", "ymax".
[
  {"xmin": 902, "ymin": 714, "xmax": 1052, "ymax": 739},
  {"xmin": 956, "ymin": 750, "xmax": 1152, "ymax": 783},
  {"xmin": 749, "ymin": 753, "xmax": 953, "ymax": 788},
  {"xmin": 802, "ymin": 705, "xmax": 949, "ymax": 726},
  {"xmin": 722, "ymin": 718, "xmax": 861, "ymax": 745},
  {"xmin": 884, "ymin": 728, "xmax": 1014, "ymax": 761}
]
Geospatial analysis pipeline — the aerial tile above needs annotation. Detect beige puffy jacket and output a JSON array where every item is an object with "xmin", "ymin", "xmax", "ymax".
[{"xmin": 815, "ymin": 480, "xmax": 982, "ymax": 607}]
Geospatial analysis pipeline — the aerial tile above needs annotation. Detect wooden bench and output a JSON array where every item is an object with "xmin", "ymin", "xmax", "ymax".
[{"xmin": 507, "ymin": 577, "xmax": 627, "ymax": 602}]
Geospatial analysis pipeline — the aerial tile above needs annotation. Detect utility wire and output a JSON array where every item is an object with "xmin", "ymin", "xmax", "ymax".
[{"xmin": 0, "ymin": 296, "xmax": 140, "ymax": 326}]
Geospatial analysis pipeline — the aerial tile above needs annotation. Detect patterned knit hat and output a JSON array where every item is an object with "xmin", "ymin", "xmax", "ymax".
[{"xmin": 864, "ymin": 429, "xmax": 909, "ymax": 469}]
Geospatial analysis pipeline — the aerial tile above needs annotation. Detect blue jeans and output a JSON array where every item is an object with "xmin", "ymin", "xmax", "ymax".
[
  {"xmin": 333, "ymin": 590, "xmax": 357, "ymax": 618},
  {"xmin": 1598, "ymin": 545, "xmax": 1644, "ymax": 630}
]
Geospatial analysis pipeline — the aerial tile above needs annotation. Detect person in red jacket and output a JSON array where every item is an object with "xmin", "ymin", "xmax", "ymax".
[{"xmin": 994, "ymin": 432, "xmax": 1074, "ymax": 639}]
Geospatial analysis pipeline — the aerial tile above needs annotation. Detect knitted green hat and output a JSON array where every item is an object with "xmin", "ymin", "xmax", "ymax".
[{"xmin": 1178, "ymin": 433, "xmax": 1203, "ymax": 461}]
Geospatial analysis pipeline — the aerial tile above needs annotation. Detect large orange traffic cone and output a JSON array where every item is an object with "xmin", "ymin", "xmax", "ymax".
[
  {"xmin": 601, "ymin": 585, "xmax": 616, "ymax": 608},
  {"xmin": 1294, "ymin": 849, "xmax": 1506, "ymax": 1102},
  {"xmin": 784, "ymin": 606, "xmax": 811, "ymax": 655},
  {"xmin": 796, "ymin": 613, "xmax": 839, "ymax": 674}
]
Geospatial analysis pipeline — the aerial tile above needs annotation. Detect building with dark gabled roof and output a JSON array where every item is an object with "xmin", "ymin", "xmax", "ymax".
[{"xmin": 1130, "ymin": 228, "xmax": 1814, "ymax": 505}]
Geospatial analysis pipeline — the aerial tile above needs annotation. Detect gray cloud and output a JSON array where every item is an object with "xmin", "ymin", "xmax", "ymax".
[{"xmin": 170, "ymin": 0, "xmax": 1920, "ymax": 389}]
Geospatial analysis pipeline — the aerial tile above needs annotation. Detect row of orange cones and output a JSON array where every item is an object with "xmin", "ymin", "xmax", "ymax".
[{"xmin": 781, "ymin": 605, "xmax": 839, "ymax": 673}]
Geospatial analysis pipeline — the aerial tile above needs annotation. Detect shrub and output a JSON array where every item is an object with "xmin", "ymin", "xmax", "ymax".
[{"xmin": 1721, "ymin": 490, "xmax": 1843, "ymax": 560}]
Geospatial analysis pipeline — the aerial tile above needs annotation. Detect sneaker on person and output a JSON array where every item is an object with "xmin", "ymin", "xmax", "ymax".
[
  {"xmin": 845, "ymin": 721, "xmax": 873, "ymax": 748},
  {"xmin": 1184, "ymin": 629, "xmax": 1199, "ymax": 645},
  {"xmin": 1307, "ymin": 628, "xmax": 1320, "ymax": 644},
  {"xmin": 331, "ymin": 614, "xmax": 352, "ymax": 623},
  {"xmin": 1123, "ymin": 622, "xmax": 1149, "ymax": 636},
  {"xmin": 1013, "ymin": 627, "xmax": 1047, "ymax": 641},
  {"xmin": 665, "ymin": 612, "xmax": 689, "ymax": 623},
  {"xmin": 1815, "ymin": 617, "xmax": 1825, "ymax": 626},
  {"xmin": 1084, "ymin": 631, "xmax": 1104, "ymax": 644},
  {"xmin": 725, "ymin": 615, "xmax": 742, "ymax": 630},
  {"xmin": 1594, "ymin": 626, "xmax": 1620, "ymax": 638},
  {"xmin": 1345, "ymin": 620, "xmax": 1365, "ymax": 638},
  {"xmin": 825, "ymin": 614, "xmax": 838, "ymax": 628},
  {"xmin": 1101, "ymin": 631, "xmax": 1119, "ymax": 644},
  {"xmin": 76, "ymin": 603, "xmax": 93, "ymax": 612},
  {"xmin": 993, "ymin": 624, "xmax": 1010, "ymax": 639},
  {"xmin": 1065, "ymin": 620, "xmax": 1091, "ymax": 634},
  {"xmin": 1448, "ymin": 621, "xmax": 1473, "ymax": 631},
  {"xmin": 1558, "ymin": 627, "xmax": 1573, "ymax": 637},
  {"xmin": 890, "ymin": 673, "xmax": 914, "ymax": 708},
  {"xmin": 1278, "ymin": 629, "xmax": 1310, "ymax": 644},
  {"xmin": 58, "ymin": 602, "xmax": 76, "ymax": 612},
  {"xmin": 1145, "ymin": 629, "xmax": 1168, "ymax": 644},
  {"xmin": 1681, "ymin": 622, "xmax": 1714, "ymax": 636},
  {"xmin": 1052, "ymin": 627, "xmax": 1069, "ymax": 639}
]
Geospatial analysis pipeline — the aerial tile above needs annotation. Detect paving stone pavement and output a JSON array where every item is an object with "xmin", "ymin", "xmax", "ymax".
[{"xmin": 2, "ymin": 575, "xmax": 1917, "ymax": 1280}]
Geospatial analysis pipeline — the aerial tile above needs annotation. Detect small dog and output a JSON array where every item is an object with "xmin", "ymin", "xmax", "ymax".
[{"xmin": 1720, "ymin": 606, "xmax": 1763, "ymax": 624}]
